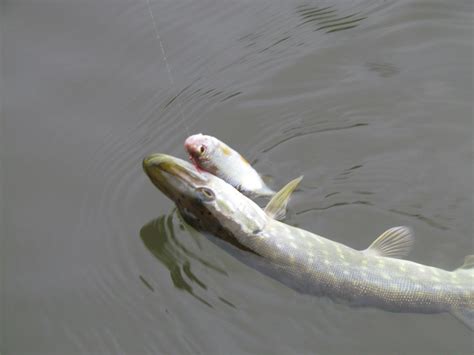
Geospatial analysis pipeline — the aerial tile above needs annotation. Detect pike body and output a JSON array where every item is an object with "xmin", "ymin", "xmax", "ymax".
[{"xmin": 143, "ymin": 154, "xmax": 474, "ymax": 329}]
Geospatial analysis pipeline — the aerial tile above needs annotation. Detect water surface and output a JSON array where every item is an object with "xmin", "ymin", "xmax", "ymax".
[{"xmin": 2, "ymin": 0, "xmax": 473, "ymax": 353}]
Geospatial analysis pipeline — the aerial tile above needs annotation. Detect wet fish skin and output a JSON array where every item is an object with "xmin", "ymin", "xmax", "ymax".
[
  {"xmin": 143, "ymin": 153, "xmax": 474, "ymax": 330},
  {"xmin": 184, "ymin": 133, "xmax": 275, "ymax": 197},
  {"xmin": 246, "ymin": 222, "xmax": 472, "ymax": 315}
]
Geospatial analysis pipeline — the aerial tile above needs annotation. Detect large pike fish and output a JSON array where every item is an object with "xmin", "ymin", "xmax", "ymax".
[{"xmin": 142, "ymin": 153, "xmax": 474, "ymax": 330}]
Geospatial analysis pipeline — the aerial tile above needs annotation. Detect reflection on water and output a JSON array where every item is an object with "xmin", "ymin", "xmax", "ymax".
[
  {"xmin": 140, "ymin": 210, "xmax": 236, "ymax": 308},
  {"xmin": 140, "ymin": 208, "xmax": 329, "ymax": 304}
]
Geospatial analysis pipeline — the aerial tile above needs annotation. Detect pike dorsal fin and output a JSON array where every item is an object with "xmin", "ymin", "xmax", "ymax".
[
  {"xmin": 363, "ymin": 226, "xmax": 414, "ymax": 259},
  {"xmin": 458, "ymin": 255, "xmax": 474, "ymax": 270},
  {"xmin": 264, "ymin": 176, "xmax": 303, "ymax": 220}
]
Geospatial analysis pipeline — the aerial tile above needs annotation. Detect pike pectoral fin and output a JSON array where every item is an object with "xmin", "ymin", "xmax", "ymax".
[
  {"xmin": 264, "ymin": 176, "xmax": 303, "ymax": 220},
  {"xmin": 363, "ymin": 226, "xmax": 414, "ymax": 259},
  {"xmin": 451, "ymin": 308, "xmax": 474, "ymax": 331}
]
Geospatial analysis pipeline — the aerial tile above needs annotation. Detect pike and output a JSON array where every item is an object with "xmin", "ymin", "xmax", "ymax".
[{"xmin": 143, "ymin": 153, "xmax": 474, "ymax": 330}]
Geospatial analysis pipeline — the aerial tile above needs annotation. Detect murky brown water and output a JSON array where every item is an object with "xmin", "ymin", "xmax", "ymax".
[{"xmin": 2, "ymin": 0, "xmax": 473, "ymax": 353}]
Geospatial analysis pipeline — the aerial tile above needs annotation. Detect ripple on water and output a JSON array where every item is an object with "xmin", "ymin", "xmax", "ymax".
[
  {"xmin": 77, "ymin": 0, "xmax": 381, "ymax": 305},
  {"xmin": 72, "ymin": 0, "xmax": 471, "ymax": 352}
]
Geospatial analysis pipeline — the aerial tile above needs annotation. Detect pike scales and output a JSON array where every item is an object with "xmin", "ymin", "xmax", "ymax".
[{"xmin": 246, "ymin": 223, "xmax": 469, "ymax": 313}]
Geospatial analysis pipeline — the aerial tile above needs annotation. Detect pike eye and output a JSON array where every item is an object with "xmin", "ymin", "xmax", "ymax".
[
  {"xmin": 196, "ymin": 187, "xmax": 215, "ymax": 202},
  {"xmin": 199, "ymin": 145, "xmax": 206, "ymax": 154}
]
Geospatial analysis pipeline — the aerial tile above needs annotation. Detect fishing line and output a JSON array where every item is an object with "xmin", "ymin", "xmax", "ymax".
[{"xmin": 145, "ymin": 0, "xmax": 190, "ymax": 136}]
